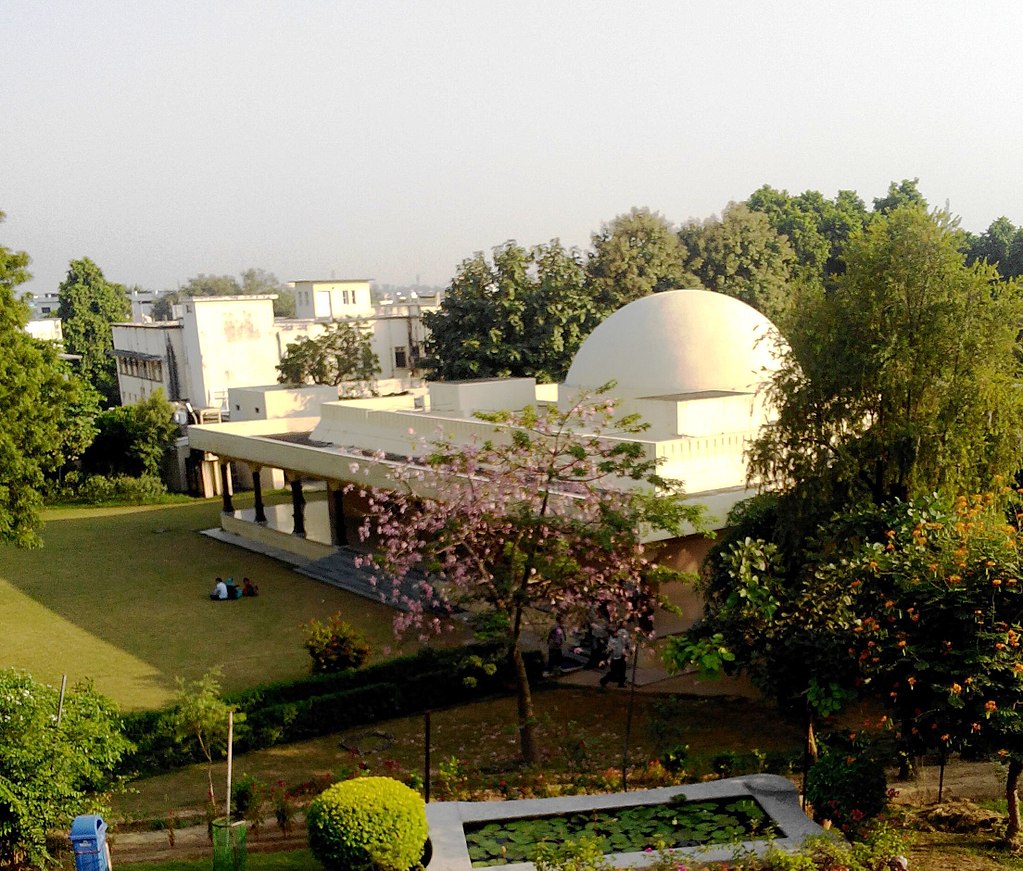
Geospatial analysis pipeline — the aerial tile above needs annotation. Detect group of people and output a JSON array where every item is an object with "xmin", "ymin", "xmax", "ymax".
[
  {"xmin": 545, "ymin": 616, "xmax": 633, "ymax": 689},
  {"xmin": 209, "ymin": 576, "xmax": 259, "ymax": 600}
]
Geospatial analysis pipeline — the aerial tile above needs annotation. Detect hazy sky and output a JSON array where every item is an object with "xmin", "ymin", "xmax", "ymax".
[{"xmin": 3, "ymin": 1, "xmax": 1022, "ymax": 297}]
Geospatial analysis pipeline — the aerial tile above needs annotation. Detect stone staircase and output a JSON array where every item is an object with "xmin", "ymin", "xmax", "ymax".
[{"xmin": 296, "ymin": 548, "xmax": 427, "ymax": 612}]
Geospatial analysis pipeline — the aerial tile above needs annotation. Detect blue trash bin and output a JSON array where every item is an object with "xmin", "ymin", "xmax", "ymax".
[{"xmin": 70, "ymin": 815, "xmax": 110, "ymax": 871}]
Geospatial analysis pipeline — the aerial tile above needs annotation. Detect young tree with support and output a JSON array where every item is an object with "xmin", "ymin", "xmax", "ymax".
[{"xmin": 356, "ymin": 387, "xmax": 704, "ymax": 763}]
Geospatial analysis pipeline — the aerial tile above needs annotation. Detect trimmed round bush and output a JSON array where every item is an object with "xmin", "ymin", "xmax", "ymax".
[{"xmin": 307, "ymin": 776, "xmax": 428, "ymax": 871}]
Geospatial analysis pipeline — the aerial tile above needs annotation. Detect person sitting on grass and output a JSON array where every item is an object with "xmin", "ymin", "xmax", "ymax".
[
  {"xmin": 242, "ymin": 577, "xmax": 259, "ymax": 597},
  {"xmin": 225, "ymin": 577, "xmax": 241, "ymax": 599},
  {"xmin": 210, "ymin": 577, "xmax": 228, "ymax": 600}
]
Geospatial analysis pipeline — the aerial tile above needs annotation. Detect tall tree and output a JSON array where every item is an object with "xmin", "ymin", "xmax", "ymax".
[
  {"xmin": 241, "ymin": 268, "xmax": 295, "ymax": 317},
  {"xmin": 425, "ymin": 241, "xmax": 595, "ymax": 382},
  {"xmin": 748, "ymin": 206, "xmax": 1023, "ymax": 544},
  {"xmin": 358, "ymin": 389, "xmax": 703, "ymax": 763},
  {"xmin": 746, "ymin": 185, "xmax": 869, "ymax": 287},
  {"xmin": 872, "ymin": 177, "xmax": 928, "ymax": 214},
  {"xmin": 586, "ymin": 207, "xmax": 694, "ymax": 312},
  {"xmin": 154, "ymin": 270, "xmax": 296, "ymax": 319},
  {"xmin": 965, "ymin": 216, "xmax": 1023, "ymax": 280},
  {"xmin": 277, "ymin": 320, "xmax": 380, "ymax": 396},
  {"xmin": 57, "ymin": 257, "xmax": 130, "ymax": 405},
  {"xmin": 0, "ymin": 213, "xmax": 86, "ymax": 546},
  {"xmin": 679, "ymin": 202, "xmax": 796, "ymax": 319},
  {"xmin": 80, "ymin": 390, "xmax": 178, "ymax": 478}
]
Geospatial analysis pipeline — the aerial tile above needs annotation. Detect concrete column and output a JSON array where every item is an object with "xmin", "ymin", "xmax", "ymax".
[
  {"xmin": 290, "ymin": 478, "xmax": 306, "ymax": 538},
  {"xmin": 327, "ymin": 483, "xmax": 349, "ymax": 546},
  {"xmin": 252, "ymin": 466, "xmax": 267, "ymax": 523},
  {"xmin": 219, "ymin": 462, "xmax": 234, "ymax": 513}
]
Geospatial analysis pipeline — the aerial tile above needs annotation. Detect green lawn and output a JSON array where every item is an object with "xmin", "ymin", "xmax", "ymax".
[
  {"xmin": 119, "ymin": 852, "xmax": 318, "ymax": 871},
  {"xmin": 0, "ymin": 494, "xmax": 411, "ymax": 709}
]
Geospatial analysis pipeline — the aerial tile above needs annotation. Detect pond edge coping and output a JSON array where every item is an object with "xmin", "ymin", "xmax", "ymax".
[{"xmin": 424, "ymin": 774, "xmax": 832, "ymax": 871}]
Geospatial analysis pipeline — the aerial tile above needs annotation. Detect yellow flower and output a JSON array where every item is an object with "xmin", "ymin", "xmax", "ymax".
[
  {"xmin": 985, "ymin": 700, "xmax": 998, "ymax": 713},
  {"xmin": 951, "ymin": 683, "xmax": 963, "ymax": 695}
]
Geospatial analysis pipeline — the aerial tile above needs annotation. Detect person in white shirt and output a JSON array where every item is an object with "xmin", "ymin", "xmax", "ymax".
[
  {"xmin": 210, "ymin": 577, "xmax": 228, "ymax": 600},
  {"xmin": 599, "ymin": 627, "xmax": 631, "ymax": 689}
]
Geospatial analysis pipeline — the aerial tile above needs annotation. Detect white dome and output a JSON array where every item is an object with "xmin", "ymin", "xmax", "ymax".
[{"xmin": 564, "ymin": 289, "xmax": 782, "ymax": 397}]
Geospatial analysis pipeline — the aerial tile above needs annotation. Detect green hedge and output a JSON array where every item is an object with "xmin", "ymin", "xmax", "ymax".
[{"xmin": 120, "ymin": 643, "xmax": 544, "ymax": 776}]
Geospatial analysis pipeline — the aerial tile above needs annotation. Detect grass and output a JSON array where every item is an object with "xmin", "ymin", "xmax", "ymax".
[
  {"xmin": 119, "ymin": 853, "xmax": 318, "ymax": 871},
  {"xmin": 115, "ymin": 686, "xmax": 803, "ymax": 820},
  {"xmin": 0, "ymin": 493, "xmax": 413, "ymax": 709}
]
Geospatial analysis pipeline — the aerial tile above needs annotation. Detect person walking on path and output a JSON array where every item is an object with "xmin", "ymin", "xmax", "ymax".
[
  {"xmin": 599, "ymin": 626, "xmax": 631, "ymax": 689},
  {"xmin": 546, "ymin": 618, "xmax": 565, "ymax": 675}
]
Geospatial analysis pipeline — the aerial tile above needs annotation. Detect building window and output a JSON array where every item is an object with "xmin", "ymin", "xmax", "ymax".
[
  {"xmin": 394, "ymin": 346, "xmax": 408, "ymax": 369},
  {"xmin": 342, "ymin": 290, "xmax": 350, "ymax": 305}
]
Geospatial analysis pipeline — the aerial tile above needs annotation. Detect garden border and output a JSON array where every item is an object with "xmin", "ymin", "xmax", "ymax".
[{"xmin": 425, "ymin": 774, "xmax": 831, "ymax": 870}]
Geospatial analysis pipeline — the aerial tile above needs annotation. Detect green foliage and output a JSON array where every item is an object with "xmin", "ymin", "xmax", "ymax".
[
  {"xmin": 121, "ymin": 644, "xmax": 543, "ymax": 775},
  {"xmin": 48, "ymin": 472, "xmax": 168, "ymax": 505},
  {"xmin": 0, "ymin": 670, "xmax": 131, "ymax": 868},
  {"xmin": 835, "ymin": 493, "xmax": 1023, "ymax": 821},
  {"xmin": 586, "ymin": 207, "xmax": 694, "ymax": 312},
  {"xmin": 425, "ymin": 240, "xmax": 596, "ymax": 382},
  {"xmin": 230, "ymin": 773, "xmax": 266, "ymax": 817},
  {"xmin": 679, "ymin": 202, "xmax": 795, "ymax": 319},
  {"xmin": 872, "ymin": 177, "xmax": 928, "ymax": 214},
  {"xmin": 152, "ymin": 269, "xmax": 291, "ymax": 319},
  {"xmin": 746, "ymin": 185, "xmax": 869, "ymax": 289},
  {"xmin": 80, "ymin": 390, "xmax": 177, "ymax": 479},
  {"xmin": 0, "ymin": 213, "xmax": 89, "ymax": 546},
  {"xmin": 534, "ymin": 837, "xmax": 612, "ymax": 871},
  {"xmin": 277, "ymin": 319, "xmax": 379, "ymax": 393},
  {"xmin": 57, "ymin": 257, "xmax": 130, "ymax": 405},
  {"xmin": 306, "ymin": 776, "xmax": 428, "ymax": 871},
  {"xmin": 749, "ymin": 206, "xmax": 1023, "ymax": 546},
  {"xmin": 964, "ymin": 215, "xmax": 1023, "ymax": 280},
  {"xmin": 468, "ymin": 798, "xmax": 772, "ymax": 866},
  {"xmin": 805, "ymin": 746, "xmax": 888, "ymax": 838},
  {"xmin": 303, "ymin": 613, "xmax": 371, "ymax": 674},
  {"xmin": 171, "ymin": 669, "xmax": 240, "ymax": 807}
]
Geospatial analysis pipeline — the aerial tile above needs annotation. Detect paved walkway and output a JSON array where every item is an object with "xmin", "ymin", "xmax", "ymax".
[{"xmin": 201, "ymin": 524, "xmax": 758, "ymax": 698}]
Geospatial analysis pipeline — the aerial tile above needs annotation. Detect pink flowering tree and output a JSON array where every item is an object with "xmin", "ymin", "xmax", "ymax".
[{"xmin": 356, "ymin": 387, "xmax": 704, "ymax": 763}]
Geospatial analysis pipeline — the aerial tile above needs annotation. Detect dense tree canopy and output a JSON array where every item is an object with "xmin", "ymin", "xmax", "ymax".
[
  {"xmin": 872, "ymin": 177, "xmax": 928, "ymax": 215},
  {"xmin": 79, "ymin": 390, "xmax": 178, "ymax": 478},
  {"xmin": 0, "ymin": 670, "xmax": 130, "ymax": 868},
  {"xmin": 424, "ymin": 240, "xmax": 597, "ymax": 383},
  {"xmin": 586, "ymin": 207, "xmax": 694, "ymax": 312},
  {"xmin": 152, "ymin": 269, "xmax": 294, "ymax": 319},
  {"xmin": 57, "ymin": 257, "xmax": 130, "ymax": 405},
  {"xmin": 964, "ymin": 216, "xmax": 1023, "ymax": 280},
  {"xmin": 276, "ymin": 320, "xmax": 380, "ymax": 395},
  {"xmin": 748, "ymin": 206, "xmax": 1023, "ymax": 544},
  {"xmin": 679, "ymin": 202, "xmax": 795, "ymax": 319},
  {"xmin": 0, "ymin": 215, "xmax": 88, "ymax": 546},
  {"xmin": 745, "ymin": 185, "xmax": 870, "ymax": 288}
]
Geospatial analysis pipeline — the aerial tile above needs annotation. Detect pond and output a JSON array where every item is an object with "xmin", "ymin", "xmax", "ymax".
[
  {"xmin": 465, "ymin": 796, "xmax": 775, "ymax": 866},
  {"xmin": 425, "ymin": 774, "xmax": 832, "ymax": 871}
]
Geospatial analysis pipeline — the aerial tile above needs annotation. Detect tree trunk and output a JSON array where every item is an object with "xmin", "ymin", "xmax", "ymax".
[
  {"xmin": 511, "ymin": 643, "xmax": 538, "ymax": 764},
  {"xmin": 1007, "ymin": 758, "xmax": 1022, "ymax": 842}
]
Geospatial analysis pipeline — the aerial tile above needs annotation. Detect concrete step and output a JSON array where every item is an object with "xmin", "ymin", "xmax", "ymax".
[{"xmin": 296, "ymin": 548, "xmax": 426, "ymax": 611}]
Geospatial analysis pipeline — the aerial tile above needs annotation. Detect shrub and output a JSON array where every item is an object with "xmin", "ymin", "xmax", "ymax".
[
  {"xmin": 805, "ymin": 746, "xmax": 888, "ymax": 838},
  {"xmin": 307, "ymin": 776, "xmax": 428, "ymax": 871},
  {"xmin": 47, "ymin": 472, "xmax": 168, "ymax": 505},
  {"xmin": 304, "ymin": 613, "xmax": 371, "ymax": 674}
]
